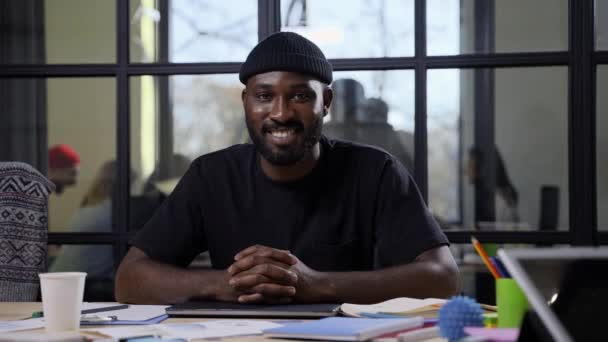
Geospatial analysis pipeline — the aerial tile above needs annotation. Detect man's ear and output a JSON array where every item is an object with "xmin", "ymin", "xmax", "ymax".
[
  {"xmin": 323, "ymin": 86, "xmax": 333, "ymax": 117},
  {"xmin": 241, "ymin": 89, "xmax": 247, "ymax": 104}
]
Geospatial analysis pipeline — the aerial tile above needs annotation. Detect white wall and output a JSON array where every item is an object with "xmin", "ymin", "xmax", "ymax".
[
  {"xmin": 596, "ymin": 0, "xmax": 608, "ymax": 50},
  {"xmin": 494, "ymin": 68, "xmax": 569, "ymax": 230},
  {"xmin": 495, "ymin": 0, "xmax": 568, "ymax": 53},
  {"xmin": 45, "ymin": 0, "xmax": 115, "ymax": 63}
]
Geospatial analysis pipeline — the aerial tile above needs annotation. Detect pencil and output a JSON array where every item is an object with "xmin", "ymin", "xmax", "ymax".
[{"xmin": 471, "ymin": 237, "xmax": 501, "ymax": 279}]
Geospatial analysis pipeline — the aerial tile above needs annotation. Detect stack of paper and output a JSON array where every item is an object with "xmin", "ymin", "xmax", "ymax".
[
  {"xmin": 0, "ymin": 331, "xmax": 82, "ymax": 342},
  {"xmin": 84, "ymin": 319, "xmax": 282, "ymax": 340},
  {"xmin": 340, "ymin": 297, "xmax": 496, "ymax": 319},
  {"xmin": 264, "ymin": 317, "xmax": 424, "ymax": 341},
  {"xmin": 0, "ymin": 319, "xmax": 45, "ymax": 334},
  {"xmin": 340, "ymin": 297, "xmax": 446, "ymax": 318},
  {"xmin": 463, "ymin": 327, "xmax": 519, "ymax": 342}
]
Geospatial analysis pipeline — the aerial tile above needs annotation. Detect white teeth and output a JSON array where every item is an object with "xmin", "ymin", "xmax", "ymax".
[{"xmin": 270, "ymin": 130, "xmax": 294, "ymax": 138}]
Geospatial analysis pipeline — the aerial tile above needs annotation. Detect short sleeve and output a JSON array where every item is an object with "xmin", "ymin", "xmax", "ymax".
[
  {"xmin": 130, "ymin": 159, "xmax": 207, "ymax": 267},
  {"xmin": 374, "ymin": 157, "xmax": 448, "ymax": 267}
]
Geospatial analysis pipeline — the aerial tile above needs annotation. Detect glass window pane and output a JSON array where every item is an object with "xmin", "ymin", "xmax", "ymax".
[
  {"xmin": 47, "ymin": 78, "xmax": 117, "ymax": 233},
  {"xmin": 0, "ymin": 0, "xmax": 116, "ymax": 64},
  {"xmin": 129, "ymin": 0, "xmax": 257, "ymax": 63},
  {"xmin": 0, "ymin": 78, "xmax": 116, "ymax": 232},
  {"xmin": 427, "ymin": 69, "xmax": 460, "ymax": 223},
  {"xmin": 281, "ymin": 0, "xmax": 414, "ymax": 58},
  {"xmin": 48, "ymin": 244, "xmax": 115, "ymax": 301},
  {"xmin": 130, "ymin": 72, "xmax": 415, "ymax": 225},
  {"xmin": 597, "ymin": 0, "xmax": 608, "ymax": 50},
  {"xmin": 428, "ymin": 67, "xmax": 568, "ymax": 231},
  {"xmin": 427, "ymin": 0, "xmax": 568, "ymax": 56},
  {"xmin": 326, "ymin": 71, "xmax": 415, "ymax": 173},
  {"xmin": 598, "ymin": 66, "xmax": 608, "ymax": 229},
  {"xmin": 130, "ymin": 74, "xmax": 246, "ymax": 226}
]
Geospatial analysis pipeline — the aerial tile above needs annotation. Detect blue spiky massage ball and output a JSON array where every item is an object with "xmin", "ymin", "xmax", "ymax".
[{"xmin": 438, "ymin": 295, "xmax": 484, "ymax": 341}]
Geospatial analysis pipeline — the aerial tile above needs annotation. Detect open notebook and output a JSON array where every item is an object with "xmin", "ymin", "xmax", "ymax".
[{"xmin": 340, "ymin": 297, "xmax": 496, "ymax": 319}]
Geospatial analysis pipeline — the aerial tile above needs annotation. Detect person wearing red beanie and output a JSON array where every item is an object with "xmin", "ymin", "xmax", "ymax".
[{"xmin": 48, "ymin": 144, "xmax": 81, "ymax": 194}]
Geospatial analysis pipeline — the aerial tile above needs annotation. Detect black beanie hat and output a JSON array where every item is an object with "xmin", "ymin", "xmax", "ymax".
[{"xmin": 239, "ymin": 32, "xmax": 333, "ymax": 85}]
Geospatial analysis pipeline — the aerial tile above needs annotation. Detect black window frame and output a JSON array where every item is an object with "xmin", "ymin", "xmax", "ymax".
[{"xmin": 0, "ymin": 0, "xmax": 604, "ymax": 271}]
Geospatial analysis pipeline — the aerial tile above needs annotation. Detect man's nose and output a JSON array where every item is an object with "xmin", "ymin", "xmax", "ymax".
[{"xmin": 269, "ymin": 97, "xmax": 294, "ymax": 122}]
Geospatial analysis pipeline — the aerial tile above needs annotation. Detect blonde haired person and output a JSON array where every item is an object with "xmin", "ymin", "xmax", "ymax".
[
  {"xmin": 80, "ymin": 160, "xmax": 116, "ymax": 208},
  {"xmin": 49, "ymin": 161, "xmax": 120, "ymax": 300}
]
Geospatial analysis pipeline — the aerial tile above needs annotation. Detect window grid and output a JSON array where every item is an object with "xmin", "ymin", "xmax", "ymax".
[{"xmin": 0, "ymin": 0, "xmax": 601, "ymax": 248}]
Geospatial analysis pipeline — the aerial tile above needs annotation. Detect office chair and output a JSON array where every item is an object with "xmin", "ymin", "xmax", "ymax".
[{"xmin": 0, "ymin": 161, "xmax": 54, "ymax": 301}]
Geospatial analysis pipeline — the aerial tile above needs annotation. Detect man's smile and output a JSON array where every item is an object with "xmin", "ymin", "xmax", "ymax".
[{"xmin": 265, "ymin": 127, "xmax": 298, "ymax": 145}]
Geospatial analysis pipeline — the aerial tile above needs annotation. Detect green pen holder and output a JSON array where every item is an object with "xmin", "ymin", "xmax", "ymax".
[{"xmin": 496, "ymin": 278, "xmax": 529, "ymax": 328}]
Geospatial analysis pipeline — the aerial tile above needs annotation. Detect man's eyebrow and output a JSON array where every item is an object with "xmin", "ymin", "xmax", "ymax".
[
  {"xmin": 251, "ymin": 84, "xmax": 274, "ymax": 90},
  {"xmin": 289, "ymin": 83, "xmax": 315, "ymax": 90}
]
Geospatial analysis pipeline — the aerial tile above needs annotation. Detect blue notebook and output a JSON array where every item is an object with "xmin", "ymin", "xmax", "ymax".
[{"xmin": 263, "ymin": 317, "xmax": 423, "ymax": 341}]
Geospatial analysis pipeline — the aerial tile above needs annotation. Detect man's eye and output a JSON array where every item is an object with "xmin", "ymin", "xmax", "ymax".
[
  {"xmin": 255, "ymin": 93, "xmax": 272, "ymax": 101},
  {"xmin": 293, "ymin": 93, "xmax": 310, "ymax": 101}
]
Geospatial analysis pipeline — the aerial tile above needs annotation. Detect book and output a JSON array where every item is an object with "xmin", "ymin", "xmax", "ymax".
[
  {"xmin": 0, "ymin": 331, "xmax": 82, "ymax": 342},
  {"xmin": 263, "ymin": 317, "xmax": 424, "ymax": 341},
  {"xmin": 340, "ymin": 297, "xmax": 496, "ymax": 319},
  {"xmin": 371, "ymin": 326, "xmax": 440, "ymax": 342},
  {"xmin": 340, "ymin": 297, "xmax": 446, "ymax": 318},
  {"xmin": 463, "ymin": 327, "xmax": 519, "ymax": 342}
]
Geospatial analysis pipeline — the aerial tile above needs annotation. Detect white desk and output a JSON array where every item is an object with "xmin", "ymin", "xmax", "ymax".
[{"xmin": 0, "ymin": 302, "xmax": 446, "ymax": 341}]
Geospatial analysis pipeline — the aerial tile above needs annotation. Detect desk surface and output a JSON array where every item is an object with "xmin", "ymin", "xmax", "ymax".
[{"xmin": 0, "ymin": 302, "xmax": 446, "ymax": 341}]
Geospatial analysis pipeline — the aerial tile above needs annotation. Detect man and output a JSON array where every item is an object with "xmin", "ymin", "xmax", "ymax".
[
  {"xmin": 116, "ymin": 32, "xmax": 460, "ymax": 305},
  {"xmin": 48, "ymin": 144, "xmax": 80, "ymax": 194}
]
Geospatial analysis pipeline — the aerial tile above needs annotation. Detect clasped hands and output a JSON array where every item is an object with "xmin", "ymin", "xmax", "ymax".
[{"xmin": 224, "ymin": 244, "xmax": 325, "ymax": 303}]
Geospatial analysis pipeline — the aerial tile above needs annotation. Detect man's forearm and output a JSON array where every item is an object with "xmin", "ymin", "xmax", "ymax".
[
  {"xmin": 115, "ymin": 257, "xmax": 229, "ymax": 304},
  {"xmin": 323, "ymin": 263, "xmax": 459, "ymax": 304},
  {"xmin": 314, "ymin": 258, "xmax": 460, "ymax": 304}
]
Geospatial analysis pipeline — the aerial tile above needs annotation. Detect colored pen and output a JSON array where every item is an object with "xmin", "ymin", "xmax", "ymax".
[
  {"xmin": 490, "ymin": 256, "xmax": 511, "ymax": 278},
  {"xmin": 471, "ymin": 237, "xmax": 501, "ymax": 279},
  {"xmin": 488, "ymin": 257, "xmax": 504, "ymax": 277},
  {"xmin": 32, "ymin": 303, "xmax": 129, "ymax": 318}
]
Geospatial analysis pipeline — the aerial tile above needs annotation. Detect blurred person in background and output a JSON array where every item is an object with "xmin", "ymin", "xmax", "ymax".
[
  {"xmin": 47, "ymin": 144, "xmax": 80, "ymax": 195},
  {"xmin": 355, "ymin": 97, "xmax": 414, "ymax": 172},
  {"xmin": 323, "ymin": 78, "xmax": 365, "ymax": 142},
  {"xmin": 467, "ymin": 146, "xmax": 520, "ymax": 224},
  {"xmin": 50, "ymin": 160, "xmax": 123, "ymax": 300}
]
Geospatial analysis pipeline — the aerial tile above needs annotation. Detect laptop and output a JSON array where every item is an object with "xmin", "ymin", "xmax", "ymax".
[
  {"xmin": 498, "ymin": 247, "xmax": 608, "ymax": 342},
  {"xmin": 166, "ymin": 301, "xmax": 341, "ymax": 318}
]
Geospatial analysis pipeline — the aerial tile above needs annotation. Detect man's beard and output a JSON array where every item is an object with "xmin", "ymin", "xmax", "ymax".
[{"xmin": 246, "ymin": 115, "xmax": 323, "ymax": 166}]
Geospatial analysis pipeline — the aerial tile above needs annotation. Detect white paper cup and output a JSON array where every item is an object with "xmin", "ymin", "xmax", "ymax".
[{"xmin": 39, "ymin": 272, "xmax": 86, "ymax": 332}]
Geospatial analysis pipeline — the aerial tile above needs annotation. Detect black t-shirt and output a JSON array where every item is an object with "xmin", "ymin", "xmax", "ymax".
[{"xmin": 132, "ymin": 136, "xmax": 448, "ymax": 271}]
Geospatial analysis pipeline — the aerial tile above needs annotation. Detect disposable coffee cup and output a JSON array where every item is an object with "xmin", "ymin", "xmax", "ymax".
[{"xmin": 39, "ymin": 272, "xmax": 86, "ymax": 332}]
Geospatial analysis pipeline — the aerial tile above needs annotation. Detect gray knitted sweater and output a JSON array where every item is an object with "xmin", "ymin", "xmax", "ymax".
[{"xmin": 0, "ymin": 162, "xmax": 54, "ymax": 301}]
